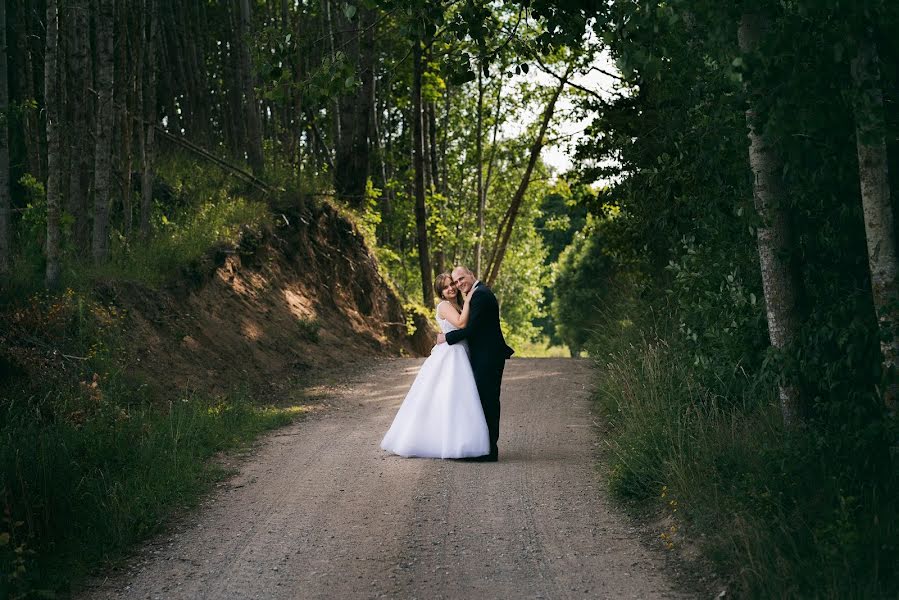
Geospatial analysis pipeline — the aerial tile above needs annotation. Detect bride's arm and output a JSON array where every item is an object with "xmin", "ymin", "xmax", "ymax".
[
  {"xmin": 437, "ymin": 301, "xmax": 466, "ymax": 328},
  {"xmin": 457, "ymin": 291, "xmax": 471, "ymax": 327}
]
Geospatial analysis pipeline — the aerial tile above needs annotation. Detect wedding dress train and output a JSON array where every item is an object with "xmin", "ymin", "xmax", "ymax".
[{"xmin": 380, "ymin": 302, "xmax": 490, "ymax": 459}]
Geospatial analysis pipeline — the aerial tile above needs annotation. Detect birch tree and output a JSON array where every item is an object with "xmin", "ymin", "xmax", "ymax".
[
  {"xmin": 739, "ymin": 11, "xmax": 801, "ymax": 427},
  {"xmin": 851, "ymin": 32, "xmax": 898, "ymax": 415}
]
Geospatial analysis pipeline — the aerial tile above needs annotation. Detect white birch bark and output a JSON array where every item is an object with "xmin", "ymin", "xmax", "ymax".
[
  {"xmin": 851, "ymin": 35, "xmax": 899, "ymax": 415},
  {"xmin": 739, "ymin": 12, "xmax": 801, "ymax": 426}
]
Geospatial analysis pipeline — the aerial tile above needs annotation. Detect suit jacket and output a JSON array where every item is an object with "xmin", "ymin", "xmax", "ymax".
[{"xmin": 445, "ymin": 282, "xmax": 514, "ymax": 369}]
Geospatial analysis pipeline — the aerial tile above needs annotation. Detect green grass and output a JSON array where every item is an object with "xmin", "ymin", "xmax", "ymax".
[
  {"xmin": 0, "ymin": 177, "xmax": 296, "ymax": 598},
  {"xmin": 77, "ymin": 196, "xmax": 271, "ymax": 287},
  {"xmin": 593, "ymin": 336, "xmax": 898, "ymax": 598},
  {"xmin": 0, "ymin": 383, "xmax": 306, "ymax": 598},
  {"xmin": 513, "ymin": 337, "xmax": 572, "ymax": 358}
]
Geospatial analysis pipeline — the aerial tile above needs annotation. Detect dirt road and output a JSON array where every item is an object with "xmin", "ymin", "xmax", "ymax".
[{"xmin": 81, "ymin": 358, "xmax": 682, "ymax": 600}]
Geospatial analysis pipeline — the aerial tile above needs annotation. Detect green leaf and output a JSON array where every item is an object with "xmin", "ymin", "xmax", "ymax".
[
  {"xmin": 343, "ymin": 3, "xmax": 356, "ymax": 20},
  {"xmin": 833, "ymin": 43, "xmax": 844, "ymax": 63},
  {"xmin": 450, "ymin": 69, "xmax": 476, "ymax": 85}
]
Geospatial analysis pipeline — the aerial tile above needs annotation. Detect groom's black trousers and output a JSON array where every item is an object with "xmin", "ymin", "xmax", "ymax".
[{"xmin": 473, "ymin": 361, "xmax": 505, "ymax": 457}]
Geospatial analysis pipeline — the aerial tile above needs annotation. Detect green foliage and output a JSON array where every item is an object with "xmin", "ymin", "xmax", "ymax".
[
  {"xmin": 0, "ymin": 290, "xmax": 303, "ymax": 596},
  {"xmin": 551, "ymin": 214, "xmax": 623, "ymax": 356},
  {"xmin": 0, "ymin": 388, "xmax": 297, "ymax": 597},
  {"xmin": 81, "ymin": 196, "xmax": 269, "ymax": 288},
  {"xmin": 593, "ymin": 323, "xmax": 898, "ymax": 598},
  {"xmin": 296, "ymin": 317, "xmax": 321, "ymax": 343},
  {"xmin": 537, "ymin": 0, "xmax": 899, "ymax": 596}
]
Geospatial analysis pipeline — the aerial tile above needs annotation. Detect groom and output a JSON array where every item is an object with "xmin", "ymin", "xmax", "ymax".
[{"xmin": 436, "ymin": 266, "xmax": 514, "ymax": 462}]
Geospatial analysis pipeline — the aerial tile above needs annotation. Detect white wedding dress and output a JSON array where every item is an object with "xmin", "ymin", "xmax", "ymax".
[{"xmin": 380, "ymin": 302, "xmax": 490, "ymax": 459}]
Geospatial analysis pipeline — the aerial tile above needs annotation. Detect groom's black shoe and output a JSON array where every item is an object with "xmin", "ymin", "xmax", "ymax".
[
  {"xmin": 476, "ymin": 452, "xmax": 499, "ymax": 462},
  {"xmin": 459, "ymin": 454, "xmax": 497, "ymax": 462}
]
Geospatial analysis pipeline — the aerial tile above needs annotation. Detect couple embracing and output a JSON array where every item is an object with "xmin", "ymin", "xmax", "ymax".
[{"xmin": 381, "ymin": 266, "xmax": 514, "ymax": 462}]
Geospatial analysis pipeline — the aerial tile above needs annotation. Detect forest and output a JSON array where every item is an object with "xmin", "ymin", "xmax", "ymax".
[{"xmin": 1, "ymin": 0, "xmax": 898, "ymax": 598}]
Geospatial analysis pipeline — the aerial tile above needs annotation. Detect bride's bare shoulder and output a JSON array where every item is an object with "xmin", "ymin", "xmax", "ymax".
[{"xmin": 436, "ymin": 301, "xmax": 457, "ymax": 318}]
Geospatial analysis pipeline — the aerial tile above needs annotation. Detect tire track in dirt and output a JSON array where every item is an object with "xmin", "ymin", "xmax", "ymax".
[{"xmin": 80, "ymin": 358, "xmax": 683, "ymax": 600}]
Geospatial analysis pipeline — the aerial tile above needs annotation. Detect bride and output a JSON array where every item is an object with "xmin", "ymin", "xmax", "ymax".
[{"xmin": 380, "ymin": 273, "xmax": 490, "ymax": 459}]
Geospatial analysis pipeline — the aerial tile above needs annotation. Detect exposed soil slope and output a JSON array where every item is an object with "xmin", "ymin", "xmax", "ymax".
[{"xmin": 91, "ymin": 197, "xmax": 434, "ymax": 395}]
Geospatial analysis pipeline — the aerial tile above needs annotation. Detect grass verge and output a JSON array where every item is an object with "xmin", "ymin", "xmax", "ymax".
[
  {"xmin": 0, "ymin": 184, "xmax": 295, "ymax": 598},
  {"xmin": 0, "ymin": 379, "xmax": 305, "ymax": 598},
  {"xmin": 592, "ymin": 334, "xmax": 898, "ymax": 598}
]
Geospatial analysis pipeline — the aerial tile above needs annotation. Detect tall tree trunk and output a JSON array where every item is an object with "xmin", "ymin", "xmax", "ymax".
[
  {"xmin": 0, "ymin": 0, "xmax": 10, "ymax": 274},
  {"xmin": 851, "ymin": 34, "xmax": 899, "ymax": 415},
  {"xmin": 483, "ymin": 78, "xmax": 504, "ymax": 203},
  {"xmin": 323, "ymin": 0, "xmax": 341, "ymax": 147},
  {"xmin": 158, "ymin": 9, "xmax": 181, "ymax": 136},
  {"xmin": 427, "ymin": 100, "xmax": 440, "ymax": 193},
  {"xmin": 739, "ymin": 12, "xmax": 801, "ymax": 427},
  {"xmin": 45, "ymin": 0, "xmax": 61, "ymax": 288},
  {"xmin": 422, "ymin": 101, "xmax": 433, "ymax": 193},
  {"xmin": 474, "ymin": 69, "xmax": 485, "ymax": 275},
  {"xmin": 238, "ymin": 0, "xmax": 264, "ymax": 175},
  {"xmin": 224, "ymin": 4, "xmax": 245, "ymax": 161},
  {"xmin": 119, "ymin": 0, "xmax": 133, "ymax": 233},
  {"xmin": 484, "ymin": 69, "xmax": 570, "ymax": 287},
  {"xmin": 334, "ymin": 5, "xmax": 373, "ymax": 209},
  {"xmin": 440, "ymin": 84, "xmax": 450, "ymax": 196},
  {"xmin": 140, "ymin": 0, "xmax": 158, "ymax": 237},
  {"xmin": 412, "ymin": 37, "xmax": 431, "ymax": 305},
  {"xmin": 67, "ymin": 0, "xmax": 91, "ymax": 252},
  {"xmin": 93, "ymin": 0, "xmax": 115, "ymax": 263},
  {"xmin": 20, "ymin": 0, "xmax": 43, "ymax": 181},
  {"xmin": 427, "ymin": 100, "xmax": 444, "ymax": 276}
]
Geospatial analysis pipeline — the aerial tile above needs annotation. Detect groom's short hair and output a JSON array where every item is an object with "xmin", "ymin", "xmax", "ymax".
[{"xmin": 454, "ymin": 265, "xmax": 475, "ymax": 277}]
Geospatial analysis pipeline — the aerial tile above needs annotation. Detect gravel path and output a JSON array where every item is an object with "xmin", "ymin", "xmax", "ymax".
[{"xmin": 80, "ymin": 358, "xmax": 683, "ymax": 600}]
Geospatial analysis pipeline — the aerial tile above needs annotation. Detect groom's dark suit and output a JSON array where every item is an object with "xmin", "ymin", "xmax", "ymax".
[{"xmin": 445, "ymin": 281, "xmax": 514, "ymax": 460}]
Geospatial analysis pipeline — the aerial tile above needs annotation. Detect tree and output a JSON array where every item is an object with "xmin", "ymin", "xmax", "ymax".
[
  {"xmin": 239, "ymin": 0, "xmax": 264, "ymax": 176},
  {"xmin": 67, "ymin": 0, "xmax": 91, "ymax": 252},
  {"xmin": 93, "ymin": 0, "xmax": 115, "ymax": 263},
  {"xmin": 0, "ymin": 0, "xmax": 10, "ymax": 275},
  {"xmin": 44, "ymin": 0, "xmax": 61, "ymax": 288},
  {"xmin": 412, "ymin": 36, "xmax": 432, "ymax": 305},
  {"xmin": 334, "ymin": 5, "xmax": 374, "ymax": 209},
  {"xmin": 140, "ymin": 0, "xmax": 159, "ymax": 237},
  {"xmin": 484, "ymin": 65, "xmax": 571, "ymax": 286},
  {"xmin": 474, "ymin": 68, "xmax": 485, "ymax": 273},
  {"xmin": 739, "ymin": 11, "xmax": 801, "ymax": 427},
  {"xmin": 851, "ymin": 32, "xmax": 898, "ymax": 415}
]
